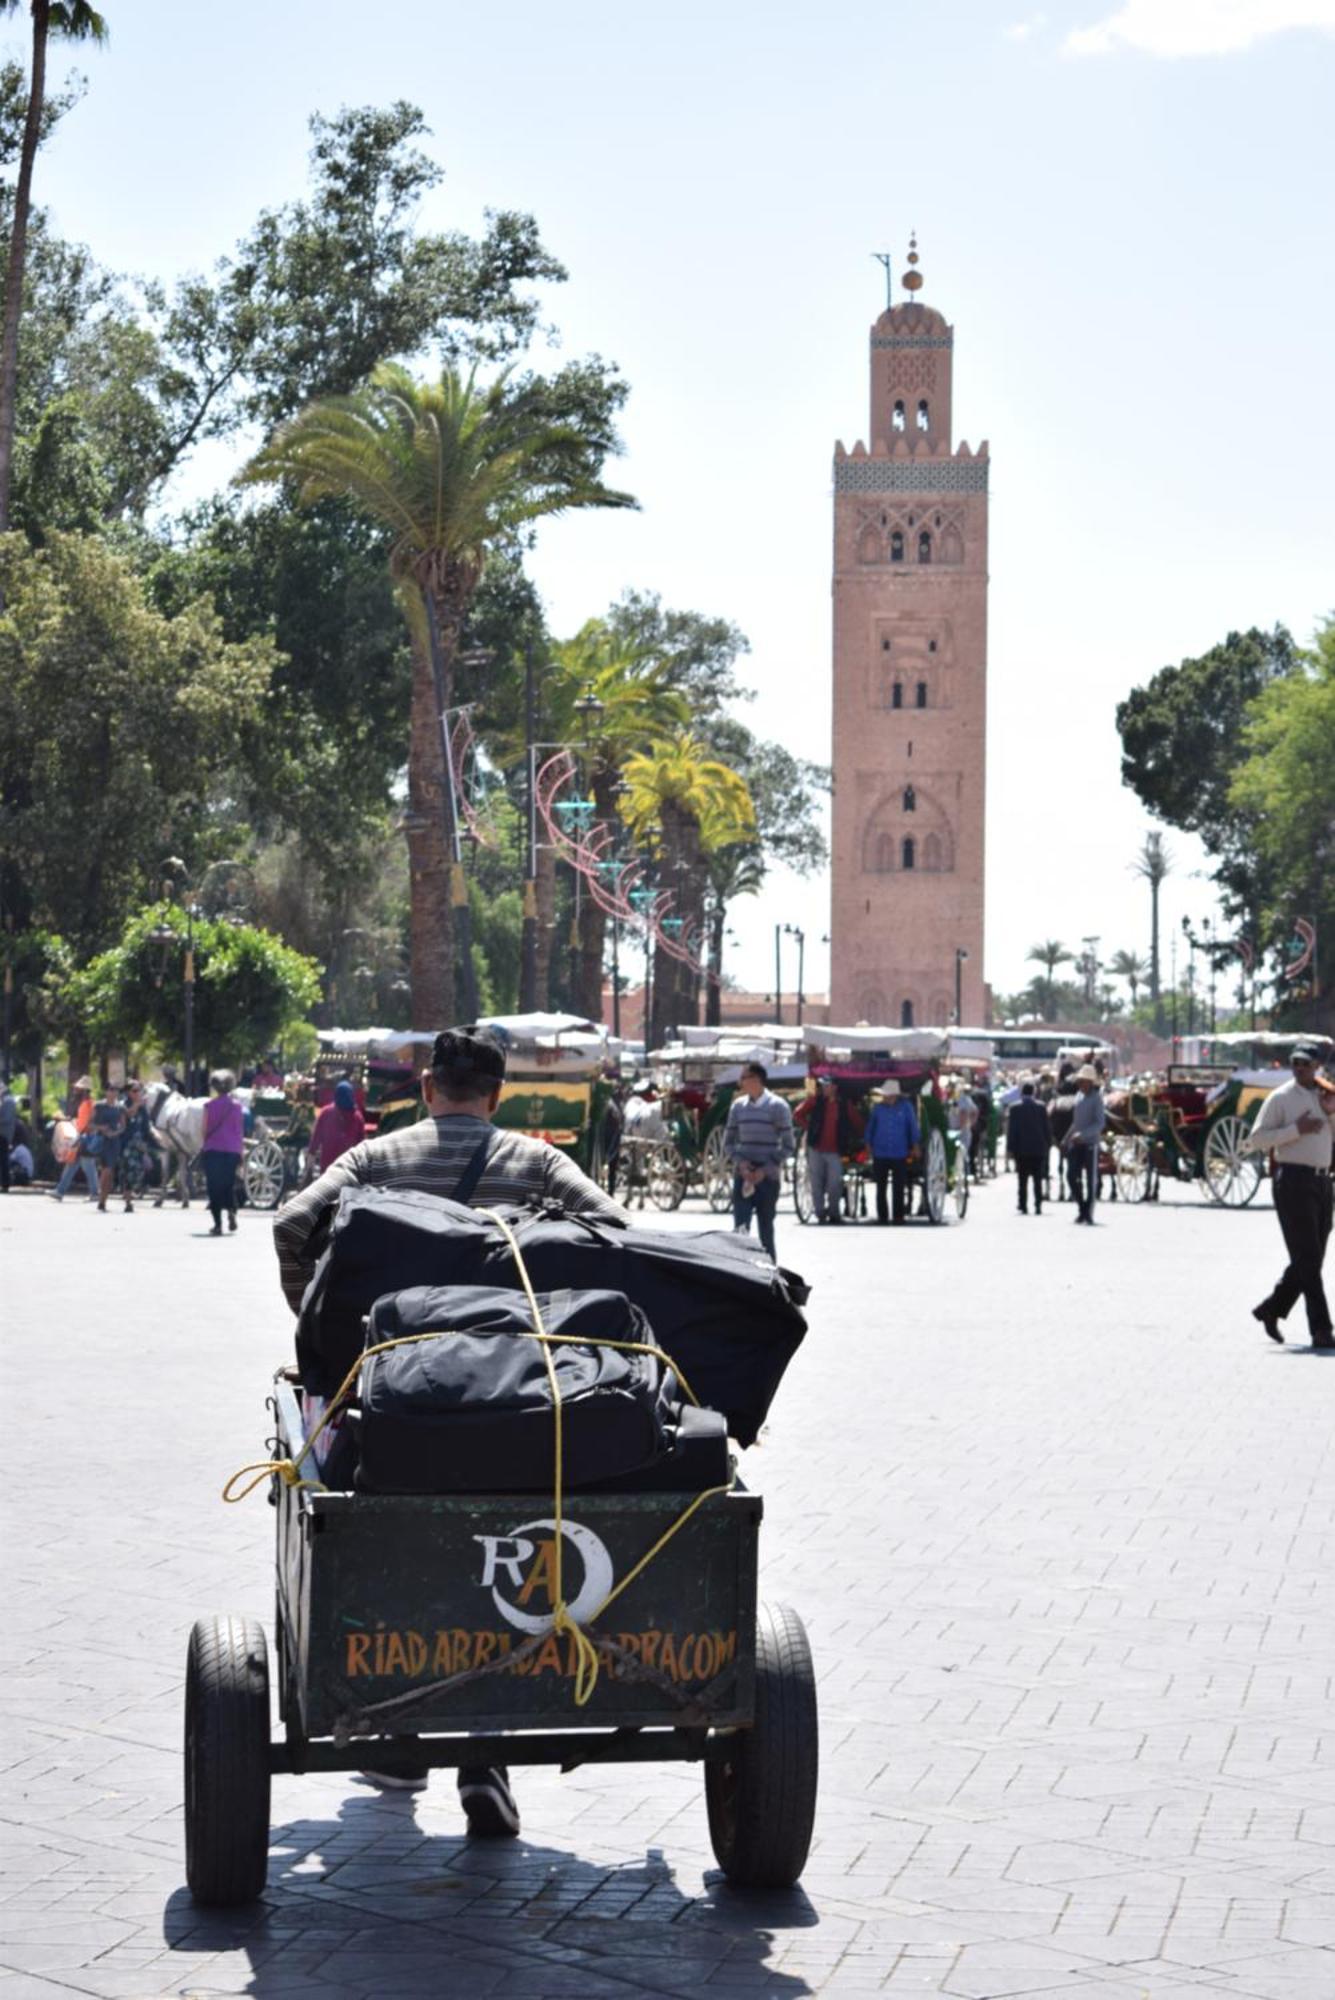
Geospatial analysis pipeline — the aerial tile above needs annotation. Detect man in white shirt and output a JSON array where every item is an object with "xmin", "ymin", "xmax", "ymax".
[{"xmin": 1243, "ymin": 1044, "xmax": 1335, "ymax": 1348}]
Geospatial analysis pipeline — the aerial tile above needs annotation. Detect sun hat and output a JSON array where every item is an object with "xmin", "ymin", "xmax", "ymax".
[
  {"xmin": 74, "ymin": 1074, "xmax": 92, "ymax": 1090},
  {"xmin": 1075, "ymin": 1063, "xmax": 1101, "ymax": 1083},
  {"xmin": 876, "ymin": 1079, "xmax": 902, "ymax": 1098}
]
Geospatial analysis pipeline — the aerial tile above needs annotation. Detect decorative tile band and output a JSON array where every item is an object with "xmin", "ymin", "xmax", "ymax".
[
  {"xmin": 871, "ymin": 336, "xmax": 954, "ymax": 350},
  {"xmin": 835, "ymin": 460, "xmax": 989, "ymax": 494}
]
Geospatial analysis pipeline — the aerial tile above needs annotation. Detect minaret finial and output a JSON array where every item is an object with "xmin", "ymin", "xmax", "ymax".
[
  {"xmin": 872, "ymin": 250, "xmax": 894, "ymax": 311},
  {"xmin": 902, "ymin": 231, "xmax": 923, "ymax": 297}
]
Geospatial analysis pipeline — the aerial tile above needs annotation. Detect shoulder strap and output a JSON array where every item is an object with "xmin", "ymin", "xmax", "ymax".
[{"xmin": 452, "ymin": 1130, "xmax": 495, "ymax": 1207}]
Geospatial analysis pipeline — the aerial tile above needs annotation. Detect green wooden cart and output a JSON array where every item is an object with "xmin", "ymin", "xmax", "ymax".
[
  {"xmin": 792, "ymin": 1025, "xmax": 969, "ymax": 1225},
  {"xmin": 184, "ymin": 1376, "xmax": 819, "ymax": 1907}
]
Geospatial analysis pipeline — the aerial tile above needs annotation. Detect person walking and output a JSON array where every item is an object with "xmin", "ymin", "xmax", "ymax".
[
  {"xmin": 0, "ymin": 1076, "xmax": 16, "ymax": 1193},
  {"xmin": 90, "ymin": 1081, "xmax": 130, "ymax": 1213},
  {"xmin": 723, "ymin": 1061, "xmax": 794, "ymax": 1260},
  {"xmin": 51, "ymin": 1077, "xmax": 98, "ymax": 1200},
  {"xmin": 1063, "ymin": 1063, "xmax": 1106, "ymax": 1224},
  {"xmin": 1243, "ymin": 1044, "xmax": 1335, "ymax": 1349},
  {"xmin": 1007, "ymin": 1081, "xmax": 1052, "ymax": 1216},
  {"xmin": 201, "ymin": 1070, "xmax": 244, "ymax": 1236},
  {"xmin": 794, "ymin": 1076, "xmax": 863, "ymax": 1225},
  {"xmin": 865, "ymin": 1078, "xmax": 920, "ymax": 1224},
  {"xmin": 308, "ymin": 1078, "xmax": 366, "ymax": 1176}
]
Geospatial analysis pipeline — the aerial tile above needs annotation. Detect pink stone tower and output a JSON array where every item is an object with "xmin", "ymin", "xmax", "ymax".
[{"xmin": 829, "ymin": 240, "xmax": 988, "ymax": 1028}]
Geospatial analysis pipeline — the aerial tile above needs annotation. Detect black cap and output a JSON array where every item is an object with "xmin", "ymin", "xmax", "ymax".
[
  {"xmin": 431, "ymin": 1026, "xmax": 507, "ymax": 1083},
  {"xmin": 1291, "ymin": 1044, "xmax": 1323, "ymax": 1065}
]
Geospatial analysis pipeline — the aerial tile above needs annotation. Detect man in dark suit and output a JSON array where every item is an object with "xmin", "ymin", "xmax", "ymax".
[{"xmin": 1006, "ymin": 1080, "xmax": 1052, "ymax": 1215}]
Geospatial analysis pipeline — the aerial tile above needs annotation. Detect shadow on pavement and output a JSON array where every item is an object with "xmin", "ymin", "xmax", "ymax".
[{"xmin": 160, "ymin": 1787, "xmax": 819, "ymax": 1998}]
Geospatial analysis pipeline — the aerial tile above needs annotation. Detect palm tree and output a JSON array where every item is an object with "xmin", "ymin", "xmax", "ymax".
[
  {"xmin": 702, "ymin": 842, "xmax": 764, "ymax": 1026},
  {"xmin": 0, "ymin": 1, "xmax": 107, "ymax": 531},
  {"xmin": 1131, "ymin": 831, "xmax": 1172, "ymax": 1033},
  {"xmin": 241, "ymin": 363, "xmax": 634, "ymax": 1026},
  {"xmin": 1025, "ymin": 939, "xmax": 1073, "ymax": 1022},
  {"xmin": 620, "ymin": 734, "xmax": 754, "ymax": 1045},
  {"xmin": 495, "ymin": 618, "xmax": 689, "ymax": 1018},
  {"xmin": 1109, "ymin": 948, "xmax": 1148, "ymax": 1012}
]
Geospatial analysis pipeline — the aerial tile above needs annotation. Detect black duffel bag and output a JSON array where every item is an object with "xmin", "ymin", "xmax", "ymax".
[
  {"xmin": 296, "ymin": 1190, "xmax": 809, "ymax": 1446},
  {"xmin": 354, "ymin": 1285, "xmax": 678, "ymax": 1494}
]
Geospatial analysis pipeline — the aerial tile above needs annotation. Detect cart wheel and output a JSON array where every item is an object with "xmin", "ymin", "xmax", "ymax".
[
  {"xmin": 703, "ymin": 1128, "xmax": 733, "ymax": 1213},
  {"xmin": 924, "ymin": 1128, "xmax": 948, "ymax": 1224},
  {"xmin": 706, "ymin": 1601, "xmax": 818, "ymax": 1889},
  {"xmin": 184, "ymin": 1615, "xmax": 271, "ymax": 1906},
  {"xmin": 648, "ymin": 1141, "xmax": 687, "ymax": 1211},
  {"xmin": 242, "ymin": 1138, "xmax": 287, "ymax": 1212},
  {"xmin": 1200, "ymin": 1115, "xmax": 1263, "ymax": 1208},
  {"xmin": 1113, "ymin": 1134, "xmax": 1152, "ymax": 1203},
  {"xmin": 792, "ymin": 1140, "xmax": 815, "ymax": 1224},
  {"xmin": 952, "ymin": 1159, "xmax": 969, "ymax": 1220}
]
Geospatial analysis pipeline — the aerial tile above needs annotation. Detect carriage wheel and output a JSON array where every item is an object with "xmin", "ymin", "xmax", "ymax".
[
  {"xmin": 242, "ymin": 1138, "xmax": 287, "ymax": 1212},
  {"xmin": 703, "ymin": 1128, "xmax": 733, "ymax": 1213},
  {"xmin": 184, "ymin": 1615, "xmax": 270, "ymax": 1906},
  {"xmin": 1200, "ymin": 1115, "xmax": 1263, "ymax": 1208},
  {"xmin": 952, "ymin": 1155, "xmax": 969, "ymax": 1221},
  {"xmin": 792, "ymin": 1140, "xmax": 815, "ymax": 1223},
  {"xmin": 705, "ymin": 1601, "xmax": 818, "ymax": 1889},
  {"xmin": 924, "ymin": 1128, "xmax": 948, "ymax": 1224},
  {"xmin": 1114, "ymin": 1134, "xmax": 1153, "ymax": 1203},
  {"xmin": 647, "ymin": 1141, "xmax": 687, "ymax": 1211}
]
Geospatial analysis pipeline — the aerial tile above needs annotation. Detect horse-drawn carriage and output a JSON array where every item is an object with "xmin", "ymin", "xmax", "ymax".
[
  {"xmin": 1106, "ymin": 1033, "xmax": 1335, "ymax": 1208},
  {"xmin": 792, "ymin": 1026, "xmax": 970, "ymax": 1225},
  {"xmin": 631, "ymin": 1029, "xmax": 805, "ymax": 1213}
]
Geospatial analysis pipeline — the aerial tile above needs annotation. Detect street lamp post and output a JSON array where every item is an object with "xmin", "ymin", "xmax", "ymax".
[
  {"xmin": 520, "ymin": 636, "xmax": 539, "ymax": 1012},
  {"xmin": 783, "ymin": 924, "xmax": 806, "ymax": 1026},
  {"xmin": 954, "ymin": 946, "xmax": 969, "ymax": 1025},
  {"xmin": 773, "ymin": 925, "xmax": 783, "ymax": 1026}
]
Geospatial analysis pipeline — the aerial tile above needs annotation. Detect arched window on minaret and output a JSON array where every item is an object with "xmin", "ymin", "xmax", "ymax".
[
  {"xmin": 875, "ymin": 832, "xmax": 894, "ymax": 872},
  {"xmin": 890, "ymin": 530, "xmax": 904, "ymax": 563},
  {"xmin": 916, "ymin": 399, "xmax": 930, "ymax": 432},
  {"xmin": 916, "ymin": 680, "xmax": 928, "ymax": 709},
  {"xmin": 902, "ymin": 836, "xmax": 916, "ymax": 871},
  {"xmin": 892, "ymin": 399, "xmax": 906, "ymax": 433},
  {"xmin": 903, "ymin": 786, "xmax": 915, "ymax": 813},
  {"xmin": 891, "ymin": 680, "xmax": 904, "ymax": 710},
  {"xmin": 918, "ymin": 530, "xmax": 932, "ymax": 564},
  {"xmin": 900, "ymin": 999, "xmax": 915, "ymax": 1027},
  {"xmin": 923, "ymin": 832, "xmax": 943, "ymax": 872}
]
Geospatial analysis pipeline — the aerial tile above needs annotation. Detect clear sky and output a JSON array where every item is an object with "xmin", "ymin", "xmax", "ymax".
[{"xmin": 21, "ymin": 0, "xmax": 1335, "ymax": 1014}]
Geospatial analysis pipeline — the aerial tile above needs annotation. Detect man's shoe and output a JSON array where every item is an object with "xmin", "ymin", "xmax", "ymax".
[
  {"xmin": 459, "ymin": 1764, "xmax": 519, "ymax": 1837},
  {"xmin": 1311, "ymin": 1334, "xmax": 1335, "ymax": 1351},
  {"xmin": 1252, "ymin": 1305, "xmax": 1284, "ymax": 1344},
  {"xmin": 227, "ymin": 1211, "xmax": 237, "ymax": 1232},
  {"xmin": 356, "ymin": 1767, "xmax": 429, "ymax": 1793}
]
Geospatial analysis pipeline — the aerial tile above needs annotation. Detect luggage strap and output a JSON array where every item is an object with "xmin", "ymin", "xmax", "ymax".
[{"xmin": 223, "ymin": 1211, "xmax": 733, "ymax": 1709}]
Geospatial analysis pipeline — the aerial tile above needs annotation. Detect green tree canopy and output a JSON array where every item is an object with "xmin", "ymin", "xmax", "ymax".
[
  {"xmin": 69, "ymin": 903, "xmax": 321, "ymax": 1066},
  {"xmin": 0, "ymin": 530, "xmax": 277, "ymax": 952}
]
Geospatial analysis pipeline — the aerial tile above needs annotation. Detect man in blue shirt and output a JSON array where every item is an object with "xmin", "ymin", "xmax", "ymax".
[
  {"xmin": 865, "ymin": 1078, "xmax": 921, "ymax": 1225},
  {"xmin": 723, "ymin": 1061, "xmax": 795, "ymax": 1260},
  {"xmin": 1063, "ymin": 1064, "xmax": 1106, "ymax": 1224}
]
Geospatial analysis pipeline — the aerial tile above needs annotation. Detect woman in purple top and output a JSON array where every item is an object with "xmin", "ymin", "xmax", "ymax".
[{"xmin": 201, "ymin": 1069, "xmax": 244, "ymax": 1236}]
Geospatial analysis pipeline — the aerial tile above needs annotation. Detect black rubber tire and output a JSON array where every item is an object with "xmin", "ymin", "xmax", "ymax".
[
  {"xmin": 184, "ymin": 1615, "xmax": 271, "ymax": 1906},
  {"xmin": 706, "ymin": 1601, "xmax": 818, "ymax": 1889}
]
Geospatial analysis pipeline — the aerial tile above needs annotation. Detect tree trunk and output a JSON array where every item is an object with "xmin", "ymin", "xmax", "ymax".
[
  {"xmin": 0, "ymin": 0, "xmax": 48, "ymax": 533},
  {"xmin": 406, "ymin": 641, "xmax": 454, "ymax": 1028},
  {"xmin": 704, "ymin": 903, "xmax": 725, "ymax": 1027},
  {"xmin": 571, "ymin": 768, "xmax": 616, "ymax": 1021}
]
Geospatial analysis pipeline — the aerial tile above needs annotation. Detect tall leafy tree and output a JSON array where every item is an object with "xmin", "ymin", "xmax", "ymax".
[
  {"xmin": 1229, "ymin": 614, "xmax": 1335, "ymax": 1025},
  {"xmin": 0, "ymin": 0, "xmax": 107, "ymax": 530},
  {"xmin": 0, "ymin": 530, "xmax": 276, "ymax": 955},
  {"xmin": 241, "ymin": 361, "xmax": 634, "ymax": 1026}
]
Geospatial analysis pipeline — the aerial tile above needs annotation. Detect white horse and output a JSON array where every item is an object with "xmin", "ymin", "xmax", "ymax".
[{"xmin": 143, "ymin": 1081, "xmax": 208, "ymax": 1207}]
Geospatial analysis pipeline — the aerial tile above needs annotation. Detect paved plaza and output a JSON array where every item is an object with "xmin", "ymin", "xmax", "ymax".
[{"xmin": 4, "ymin": 1171, "xmax": 1335, "ymax": 1999}]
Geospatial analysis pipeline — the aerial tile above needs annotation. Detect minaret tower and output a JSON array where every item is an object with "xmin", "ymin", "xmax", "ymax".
[{"xmin": 829, "ymin": 239, "xmax": 988, "ymax": 1028}]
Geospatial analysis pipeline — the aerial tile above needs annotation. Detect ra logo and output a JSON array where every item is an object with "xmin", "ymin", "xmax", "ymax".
[{"xmin": 474, "ymin": 1519, "xmax": 614, "ymax": 1635}]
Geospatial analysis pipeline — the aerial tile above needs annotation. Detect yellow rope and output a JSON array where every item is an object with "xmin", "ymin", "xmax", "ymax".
[{"xmin": 224, "ymin": 1209, "xmax": 735, "ymax": 1707}]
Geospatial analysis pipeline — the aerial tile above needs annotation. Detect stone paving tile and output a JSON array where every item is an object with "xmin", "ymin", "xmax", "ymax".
[{"xmin": 7, "ymin": 1184, "xmax": 1335, "ymax": 1997}]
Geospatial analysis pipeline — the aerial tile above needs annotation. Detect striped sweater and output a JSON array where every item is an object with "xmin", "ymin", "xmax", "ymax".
[
  {"xmin": 722, "ymin": 1089, "xmax": 796, "ymax": 1182},
  {"xmin": 273, "ymin": 1113, "xmax": 625, "ymax": 1312}
]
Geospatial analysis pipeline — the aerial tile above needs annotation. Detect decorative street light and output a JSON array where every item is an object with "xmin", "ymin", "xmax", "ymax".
[
  {"xmin": 954, "ymin": 946, "xmax": 969, "ymax": 1025},
  {"xmin": 784, "ymin": 924, "xmax": 807, "ymax": 1026}
]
